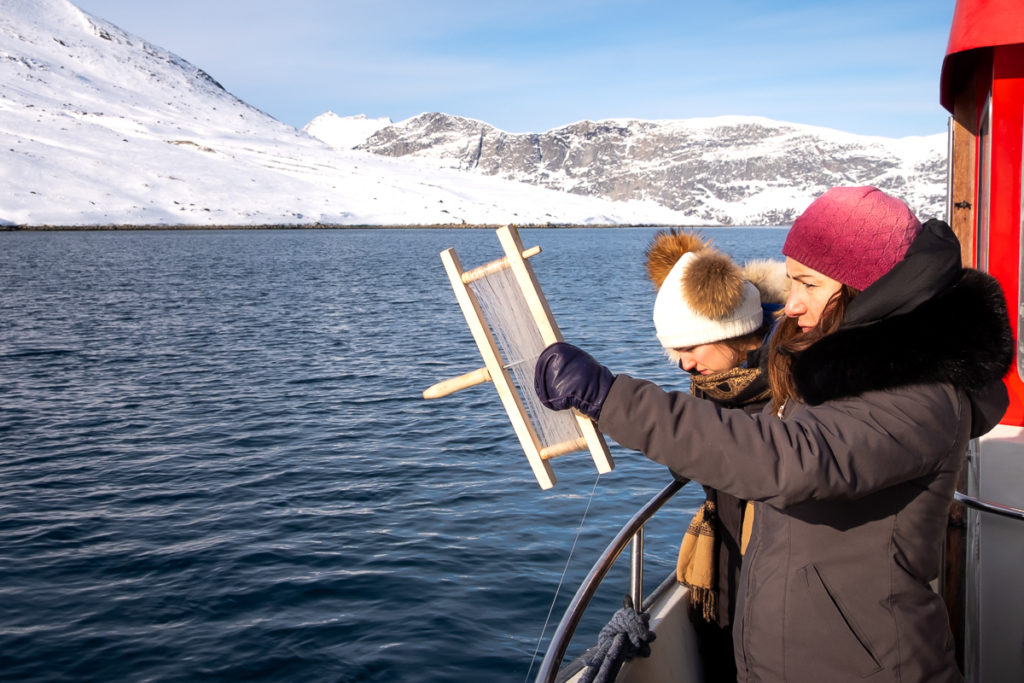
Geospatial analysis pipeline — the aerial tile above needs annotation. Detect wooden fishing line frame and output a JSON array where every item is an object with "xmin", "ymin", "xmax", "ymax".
[{"xmin": 423, "ymin": 225, "xmax": 614, "ymax": 490}]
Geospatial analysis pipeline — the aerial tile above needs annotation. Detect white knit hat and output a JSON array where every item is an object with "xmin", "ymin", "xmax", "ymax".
[{"xmin": 653, "ymin": 252, "xmax": 763, "ymax": 349}]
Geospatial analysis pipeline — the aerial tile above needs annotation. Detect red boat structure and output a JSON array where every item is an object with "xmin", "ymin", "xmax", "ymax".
[{"xmin": 940, "ymin": 0, "xmax": 1024, "ymax": 679}]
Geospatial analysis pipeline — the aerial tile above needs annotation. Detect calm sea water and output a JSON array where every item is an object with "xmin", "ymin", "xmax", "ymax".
[{"xmin": 0, "ymin": 227, "xmax": 786, "ymax": 682}]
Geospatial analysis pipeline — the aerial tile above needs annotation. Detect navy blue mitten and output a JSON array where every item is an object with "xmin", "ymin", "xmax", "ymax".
[{"xmin": 534, "ymin": 342, "xmax": 615, "ymax": 421}]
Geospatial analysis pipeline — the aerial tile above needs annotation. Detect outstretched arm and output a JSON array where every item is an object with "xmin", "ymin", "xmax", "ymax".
[{"xmin": 599, "ymin": 374, "xmax": 967, "ymax": 506}]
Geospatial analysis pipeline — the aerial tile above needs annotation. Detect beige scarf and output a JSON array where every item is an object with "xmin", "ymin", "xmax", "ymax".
[
  {"xmin": 677, "ymin": 500, "xmax": 755, "ymax": 621},
  {"xmin": 676, "ymin": 363, "xmax": 765, "ymax": 621},
  {"xmin": 676, "ymin": 499, "xmax": 719, "ymax": 621}
]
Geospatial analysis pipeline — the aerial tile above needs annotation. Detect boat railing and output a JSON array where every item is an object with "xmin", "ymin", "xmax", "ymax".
[
  {"xmin": 530, "ymin": 484, "xmax": 1022, "ymax": 682},
  {"xmin": 954, "ymin": 491, "xmax": 1024, "ymax": 521},
  {"xmin": 534, "ymin": 477, "xmax": 687, "ymax": 683}
]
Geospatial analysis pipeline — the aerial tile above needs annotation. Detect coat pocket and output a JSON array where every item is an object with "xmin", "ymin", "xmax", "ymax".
[{"xmin": 791, "ymin": 563, "xmax": 883, "ymax": 678}]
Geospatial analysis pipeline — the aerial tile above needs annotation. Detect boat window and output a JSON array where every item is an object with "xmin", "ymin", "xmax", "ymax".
[{"xmin": 977, "ymin": 95, "xmax": 992, "ymax": 271}]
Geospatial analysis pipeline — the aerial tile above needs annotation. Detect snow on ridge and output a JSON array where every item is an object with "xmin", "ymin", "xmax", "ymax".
[
  {"xmin": 538, "ymin": 114, "xmax": 943, "ymax": 144},
  {"xmin": 302, "ymin": 112, "xmax": 393, "ymax": 150}
]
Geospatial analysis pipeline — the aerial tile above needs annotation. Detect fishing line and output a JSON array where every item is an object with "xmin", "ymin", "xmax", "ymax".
[{"xmin": 523, "ymin": 472, "xmax": 602, "ymax": 682}]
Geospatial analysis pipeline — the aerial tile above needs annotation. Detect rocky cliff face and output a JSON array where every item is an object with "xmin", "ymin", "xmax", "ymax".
[{"xmin": 352, "ymin": 112, "xmax": 947, "ymax": 225}]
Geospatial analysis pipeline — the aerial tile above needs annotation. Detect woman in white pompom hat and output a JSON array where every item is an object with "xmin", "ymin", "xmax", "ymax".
[{"xmin": 647, "ymin": 229, "xmax": 788, "ymax": 386}]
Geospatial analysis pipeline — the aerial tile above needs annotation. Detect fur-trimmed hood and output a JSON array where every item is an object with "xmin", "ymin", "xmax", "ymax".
[
  {"xmin": 792, "ymin": 219, "xmax": 1013, "ymax": 436},
  {"xmin": 742, "ymin": 259, "xmax": 789, "ymax": 307}
]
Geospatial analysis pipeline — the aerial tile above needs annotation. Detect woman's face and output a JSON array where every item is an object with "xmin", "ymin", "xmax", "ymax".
[
  {"xmin": 673, "ymin": 342, "xmax": 738, "ymax": 374},
  {"xmin": 784, "ymin": 257, "xmax": 843, "ymax": 332}
]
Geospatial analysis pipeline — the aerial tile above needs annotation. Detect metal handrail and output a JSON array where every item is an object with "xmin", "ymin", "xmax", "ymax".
[
  {"xmin": 530, "ymin": 483, "xmax": 1020, "ymax": 682},
  {"xmin": 534, "ymin": 478, "xmax": 686, "ymax": 683},
  {"xmin": 954, "ymin": 491, "xmax": 1024, "ymax": 521}
]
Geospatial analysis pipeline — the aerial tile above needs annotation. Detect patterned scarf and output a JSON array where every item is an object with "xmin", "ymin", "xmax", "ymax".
[
  {"xmin": 687, "ymin": 365, "xmax": 770, "ymax": 407},
  {"xmin": 677, "ymin": 363, "xmax": 766, "ymax": 623},
  {"xmin": 677, "ymin": 498, "xmax": 719, "ymax": 621}
]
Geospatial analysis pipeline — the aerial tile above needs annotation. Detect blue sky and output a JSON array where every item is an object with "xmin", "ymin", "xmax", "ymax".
[{"xmin": 74, "ymin": 0, "xmax": 956, "ymax": 138}]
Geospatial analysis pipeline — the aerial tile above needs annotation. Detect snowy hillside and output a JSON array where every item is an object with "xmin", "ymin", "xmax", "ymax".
[
  {"xmin": 310, "ymin": 112, "xmax": 947, "ymax": 225},
  {"xmin": 1, "ymin": 0, "xmax": 692, "ymax": 227},
  {"xmin": 303, "ymin": 113, "xmax": 393, "ymax": 152}
]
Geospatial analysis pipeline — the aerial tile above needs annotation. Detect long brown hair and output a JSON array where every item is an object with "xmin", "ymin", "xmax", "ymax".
[{"xmin": 768, "ymin": 285, "xmax": 860, "ymax": 412}]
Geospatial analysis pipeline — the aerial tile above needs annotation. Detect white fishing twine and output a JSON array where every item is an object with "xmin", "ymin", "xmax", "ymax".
[
  {"xmin": 524, "ymin": 473, "xmax": 602, "ymax": 682},
  {"xmin": 469, "ymin": 267, "xmax": 582, "ymax": 449}
]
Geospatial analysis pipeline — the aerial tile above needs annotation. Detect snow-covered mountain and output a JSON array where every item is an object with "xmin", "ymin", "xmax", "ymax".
[
  {"xmin": 303, "ymin": 113, "xmax": 393, "ymax": 152},
  {"xmin": 1, "ymin": 0, "xmax": 690, "ymax": 227},
  {"xmin": 310, "ymin": 112, "xmax": 947, "ymax": 226}
]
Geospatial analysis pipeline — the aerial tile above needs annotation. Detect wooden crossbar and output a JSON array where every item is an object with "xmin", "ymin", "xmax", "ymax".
[
  {"xmin": 424, "ymin": 225, "xmax": 614, "ymax": 489},
  {"xmin": 460, "ymin": 246, "xmax": 542, "ymax": 284}
]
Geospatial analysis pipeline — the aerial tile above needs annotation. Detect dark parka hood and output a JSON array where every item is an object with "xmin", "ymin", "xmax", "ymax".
[{"xmin": 791, "ymin": 219, "xmax": 1014, "ymax": 436}]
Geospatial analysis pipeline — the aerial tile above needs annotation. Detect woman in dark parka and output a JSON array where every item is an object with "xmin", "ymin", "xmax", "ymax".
[{"xmin": 535, "ymin": 187, "xmax": 1014, "ymax": 683}]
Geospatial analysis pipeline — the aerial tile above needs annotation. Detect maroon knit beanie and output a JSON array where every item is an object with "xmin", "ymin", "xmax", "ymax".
[{"xmin": 782, "ymin": 186, "xmax": 923, "ymax": 291}]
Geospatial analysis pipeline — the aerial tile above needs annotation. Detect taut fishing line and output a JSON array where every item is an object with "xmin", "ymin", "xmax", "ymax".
[{"xmin": 523, "ymin": 472, "xmax": 602, "ymax": 683}]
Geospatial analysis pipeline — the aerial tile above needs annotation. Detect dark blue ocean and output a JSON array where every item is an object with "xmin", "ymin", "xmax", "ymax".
[{"xmin": 0, "ymin": 227, "xmax": 787, "ymax": 682}]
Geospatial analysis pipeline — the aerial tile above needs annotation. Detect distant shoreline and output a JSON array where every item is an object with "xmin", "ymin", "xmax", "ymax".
[{"xmin": 0, "ymin": 222, "xmax": 773, "ymax": 231}]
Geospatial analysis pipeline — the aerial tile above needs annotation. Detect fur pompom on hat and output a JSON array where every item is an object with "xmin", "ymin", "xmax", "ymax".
[
  {"xmin": 646, "ymin": 230, "xmax": 787, "ymax": 350},
  {"xmin": 783, "ymin": 186, "xmax": 923, "ymax": 291},
  {"xmin": 646, "ymin": 229, "xmax": 710, "ymax": 287}
]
